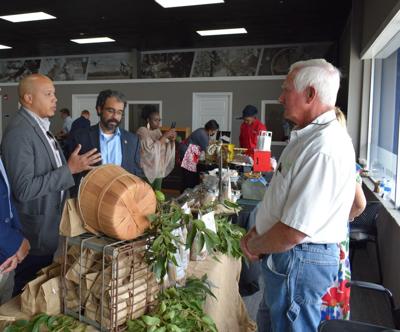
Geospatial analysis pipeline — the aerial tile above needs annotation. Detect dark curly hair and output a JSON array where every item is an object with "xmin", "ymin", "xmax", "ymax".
[
  {"xmin": 141, "ymin": 105, "xmax": 159, "ymax": 121},
  {"xmin": 205, "ymin": 119, "xmax": 219, "ymax": 131},
  {"xmin": 96, "ymin": 90, "xmax": 127, "ymax": 110}
]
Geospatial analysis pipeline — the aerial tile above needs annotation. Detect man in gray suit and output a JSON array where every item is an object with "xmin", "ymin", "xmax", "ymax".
[{"xmin": 1, "ymin": 74, "xmax": 101, "ymax": 295}]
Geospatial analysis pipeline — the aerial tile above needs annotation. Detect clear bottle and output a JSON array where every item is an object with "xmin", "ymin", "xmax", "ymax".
[
  {"xmin": 379, "ymin": 178, "xmax": 386, "ymax": 197},
  {"xmin": 383, "ymin": 179, "xmax": 392, "ymax": 201}
]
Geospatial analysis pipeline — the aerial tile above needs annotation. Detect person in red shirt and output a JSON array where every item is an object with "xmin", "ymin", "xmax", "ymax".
[{"xmin": 238, "ymin": 105, "xmax": 267, "ymax": 157}]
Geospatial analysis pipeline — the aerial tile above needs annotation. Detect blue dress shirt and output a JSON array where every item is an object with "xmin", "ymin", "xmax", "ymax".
[{"xmin": 99, "ymin": 127, "xmax": 122, "ymax": 166}]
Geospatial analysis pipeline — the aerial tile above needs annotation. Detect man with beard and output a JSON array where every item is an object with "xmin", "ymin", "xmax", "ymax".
[{"xmin": 68, "ymin": 89, "xmax": 143, "ymax": 197}]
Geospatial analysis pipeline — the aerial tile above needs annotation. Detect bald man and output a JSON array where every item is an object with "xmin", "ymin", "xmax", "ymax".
[{"xmin": 1, "ymin": 74, "xmax": 101, "ymax": 295}]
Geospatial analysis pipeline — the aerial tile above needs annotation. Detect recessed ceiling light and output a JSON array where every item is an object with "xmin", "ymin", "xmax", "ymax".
[
  {"xmin": 155, "ymin": 0, "xmax": 224, "ymax": 8},
  {"xmin": 0, "ymin": 12, "xmax": 56, "ymax": 23},
  {"xmin": 0, "ymin": 44, "xmax": 12, "ymax": 49},
  {"xmin": 197, "ymin": 28, "xmax": 247, "ymax": 36},
  {"xmin": 70, "ymin": 37, "xmax": 115, "ymax": 44}
]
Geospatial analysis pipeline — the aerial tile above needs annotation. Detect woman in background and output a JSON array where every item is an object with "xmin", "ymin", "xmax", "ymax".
[
  {"xmin": 320, "ymin": 107, "xmax": 367, "ymax": 321},
  {"xmin": 136, "ymin": 107, "xmax": 176, "ymax": 190},
  {"xmin": 179, "ymin": 119, "xmax": 219, "ymax": 191}
]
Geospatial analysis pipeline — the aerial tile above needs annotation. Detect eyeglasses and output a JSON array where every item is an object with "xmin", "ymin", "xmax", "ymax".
[
  {"xmin": 104, "ymin": 108, "xmax": 124, "ymax": 117},
  {"xmin": 46, "ymin": 131, "xmax": 60, "ymax": 151}
]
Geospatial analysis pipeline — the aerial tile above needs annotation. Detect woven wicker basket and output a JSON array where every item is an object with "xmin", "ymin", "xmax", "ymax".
[{"xmin": 78, "ymin": 165, "xmax": 156, "ymax": 240}]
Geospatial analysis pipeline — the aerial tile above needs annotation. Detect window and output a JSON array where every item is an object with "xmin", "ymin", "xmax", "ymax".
[
  {"xmin": 368, "ymin": 50, "xmax": 400, "ymax": 205},
  {"xmin": 261, "ymin": 100, "xmax": 292, "ymax": 142}
]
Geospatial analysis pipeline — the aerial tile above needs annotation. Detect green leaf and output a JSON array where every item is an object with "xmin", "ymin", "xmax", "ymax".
[
  {"xmin": 141, "ymin": 315, "xmax": 161, "ymax": 326},
  {"xmin": 159, "ymin": 301, "xmax": 167, "ymax": 314},
  {"xmin": 155, "ymin": 190, "xmax": 166, "ymax": 202},
  {"xmin": 166, "ymin": 324, "xmax": 182, "ymax": 332},
  {"xmin": 13, "ymin": 319, "xmax": 29, "ymax": 327},
  {"xmin": 198, "ymin": 233, "xmax": 205, "ymax": 251},
  {"xmin": 201, "ymin": 314, "xmax": 216, "ymax": 325},
  {"xmin": 148, "ymin": 325, "xmax": 158, "ymax": 332},
  {"xmin": 223, "ymin": 199, "xmax": 240, "ymax": 209},
  {"xmin": 153, "ymin": 255, "xmax": 167, "ymax": 280},
  {"xmin": 147, "ymin": 214, "xmax": 158, "ymax": 223},
  {"xmin": 154, "ymin": 327, "xmax": 167, "ymax": 332},
  {"xmin": 32, "ymin": 315, "xmax": 49, "ymax": 332},
  {"xmin": 163, "ymin": 310, "xmax": 176, "ymax": 321},
  {"xmin": 203, "ymin": 233, "xmax": 217, "ymax": 253},
  {"xmin": 193, "ymin": 219, "xmax": 206, "ymax": 231},
  {"xmin": 152, "ymin": 235, "xmax": 164, "ymax": 251},
  {"xmin": 186, "ymin": 225, "xmax": 197, "ymax": 250}
]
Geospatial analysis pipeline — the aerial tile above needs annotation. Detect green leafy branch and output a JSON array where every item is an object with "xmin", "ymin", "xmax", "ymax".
[
  {"xmin": 215, "ymin": 215, "xmax": 246, "ymax": 258},
  {"xmin": 146, "ymin": 194, "xmax": 246, "ymax": 282},
  {"xmin": 146, "ymin": 202, "xmax": 188, "ymax": 281},
  {"xmin": 4, "ymin": 313, "xmax": 86, "ymax": 332},
  {"xmin": 127, "ymin": 276, "xmax": 217, "ymax": 332}
]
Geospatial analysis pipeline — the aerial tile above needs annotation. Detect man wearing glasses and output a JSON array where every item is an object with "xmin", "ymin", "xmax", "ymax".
[
  {"xmin": 68, "ymin": 89, "xmax": 143, "ymax": 197},
  {"xmin": 1, "ymin": 74, "xmax": 101, "ymax": 295}
]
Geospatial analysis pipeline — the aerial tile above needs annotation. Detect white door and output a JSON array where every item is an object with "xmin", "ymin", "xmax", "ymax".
[
  {"xmin": 192, "ymin": 93, "xmax": 232, "ymax": 131},
  {"xmin": 71, "ymin": 94, "xmax": 98, "ymax": 125}
]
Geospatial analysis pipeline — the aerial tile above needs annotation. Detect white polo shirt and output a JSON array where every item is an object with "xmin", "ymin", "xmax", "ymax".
[{"xmin": 255, "ymin": 110, "xmax": 356, "ymax": 244}]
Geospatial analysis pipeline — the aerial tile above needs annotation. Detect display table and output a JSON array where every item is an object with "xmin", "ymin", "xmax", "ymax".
[{"xmin": 0, "ymin": 254, "xmax": 255, "ymax": 332}]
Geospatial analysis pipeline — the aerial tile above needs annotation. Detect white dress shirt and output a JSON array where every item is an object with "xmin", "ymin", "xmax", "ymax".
[{"xmin": 255, "ymin": 110, "xmax": 356, "ymax": 244}]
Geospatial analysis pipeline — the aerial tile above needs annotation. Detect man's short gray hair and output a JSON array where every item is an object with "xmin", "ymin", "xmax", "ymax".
[{"xmin": 290, "ymin": 59, "xmax": 341, "ymax": 107}]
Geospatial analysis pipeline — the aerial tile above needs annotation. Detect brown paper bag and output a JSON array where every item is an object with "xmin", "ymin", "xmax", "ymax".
[
  {"xmin": 64, "ymin": 280, "xmax": 80, "ymax": 310},
  {"xmin": 21, "ymin": 274, "xmax": 48, "ymax": 315},
  {"xmin": 36, "ymin": 276, "xmax": 61, "ymax": 315},
  {"xmin": 38, "ymin": 262, "xmax": 61, "ymax": 278},
  {"xmin": 60, "ymin": 198, "xmax": 87, "ymax": 237},
  {"xmin": 85, "ymin": 293, "xmax": 98, "ymax": 322},
  {"xmin": 65, "ymin": 248, "xmax": 100, "ymax": 284}
]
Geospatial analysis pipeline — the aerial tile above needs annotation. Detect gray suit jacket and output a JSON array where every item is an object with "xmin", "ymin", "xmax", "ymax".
[{"xmin": 1, "ymin": 108, "xmax": 75, "ymax": 255}]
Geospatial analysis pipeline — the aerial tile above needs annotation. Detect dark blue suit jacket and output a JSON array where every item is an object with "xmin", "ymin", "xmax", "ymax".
[
  {"xmin": 0, "ymin": 162, "xmax": 23, "ymax": 265},
  {"xmin": 68, "ymin": 124, "xmax": 144, "ymax": 197},
  {"xmin": 70, "ymin": 116, "xmax": 90, "ymax": 134}
]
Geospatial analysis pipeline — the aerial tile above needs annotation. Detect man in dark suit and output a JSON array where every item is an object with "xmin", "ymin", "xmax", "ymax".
[
  {"xmin": 70, "ymin": 109, "xmax": 90, "ymax": 135},
  {"xmin": 1, "ymin": 74, "xmax": 101, "ymax": 295},
  {"xmin": 68, "ymin": 89, "xmax": 143, "ymax": 197},
  {"xmin": 0, "ymin": 159, "xmax": 30, "ymax": 304}
]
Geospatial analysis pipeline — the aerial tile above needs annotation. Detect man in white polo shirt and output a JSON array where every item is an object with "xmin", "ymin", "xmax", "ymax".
[{"xmin": 240, "ymin": 59, "xmax": 355, "ymax": 332}]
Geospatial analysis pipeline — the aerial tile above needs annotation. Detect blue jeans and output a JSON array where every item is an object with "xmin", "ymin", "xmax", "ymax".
[{"xmin": 257, "ymin": 243, "xmax": 339, "ymax": 332}]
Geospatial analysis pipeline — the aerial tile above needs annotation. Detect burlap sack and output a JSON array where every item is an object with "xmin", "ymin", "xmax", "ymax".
[
  {"xmin": 36, "ymin": 276, "xmax": 61, "ymax": 315},
  {"xmin": 21, "ymin": 274, "xmax": 48, "ymax": 315},
  {"xmin": 60, "ymin": 198, "xmax": 87, "ymax": 237}
]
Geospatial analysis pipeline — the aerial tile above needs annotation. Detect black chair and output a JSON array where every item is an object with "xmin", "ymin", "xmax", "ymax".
[
  {"xmin": 318, "ymin": 280, "xmax": 400, "ymax": 332},
  {"xmin": 319, "ymin": 320, "xmax": 400, "ymax": 331},
  {"xmin": 350, "ymin": 201, "xmax": 383, "ymax": 282}
]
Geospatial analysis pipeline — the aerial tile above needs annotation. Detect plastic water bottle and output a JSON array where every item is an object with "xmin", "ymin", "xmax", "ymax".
[
  {"xmin": 379, "ymin": 178, "xmax": 385, "ymax": 197},
  {"xmin": 383, "ymin": 179, "xmax": 392, "ymax": 201}
]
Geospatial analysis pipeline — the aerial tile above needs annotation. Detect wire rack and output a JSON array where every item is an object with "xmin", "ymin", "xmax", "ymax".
[{"xmin": 61, "ymin": 233, "xmax": 159, "ymax": 331}]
